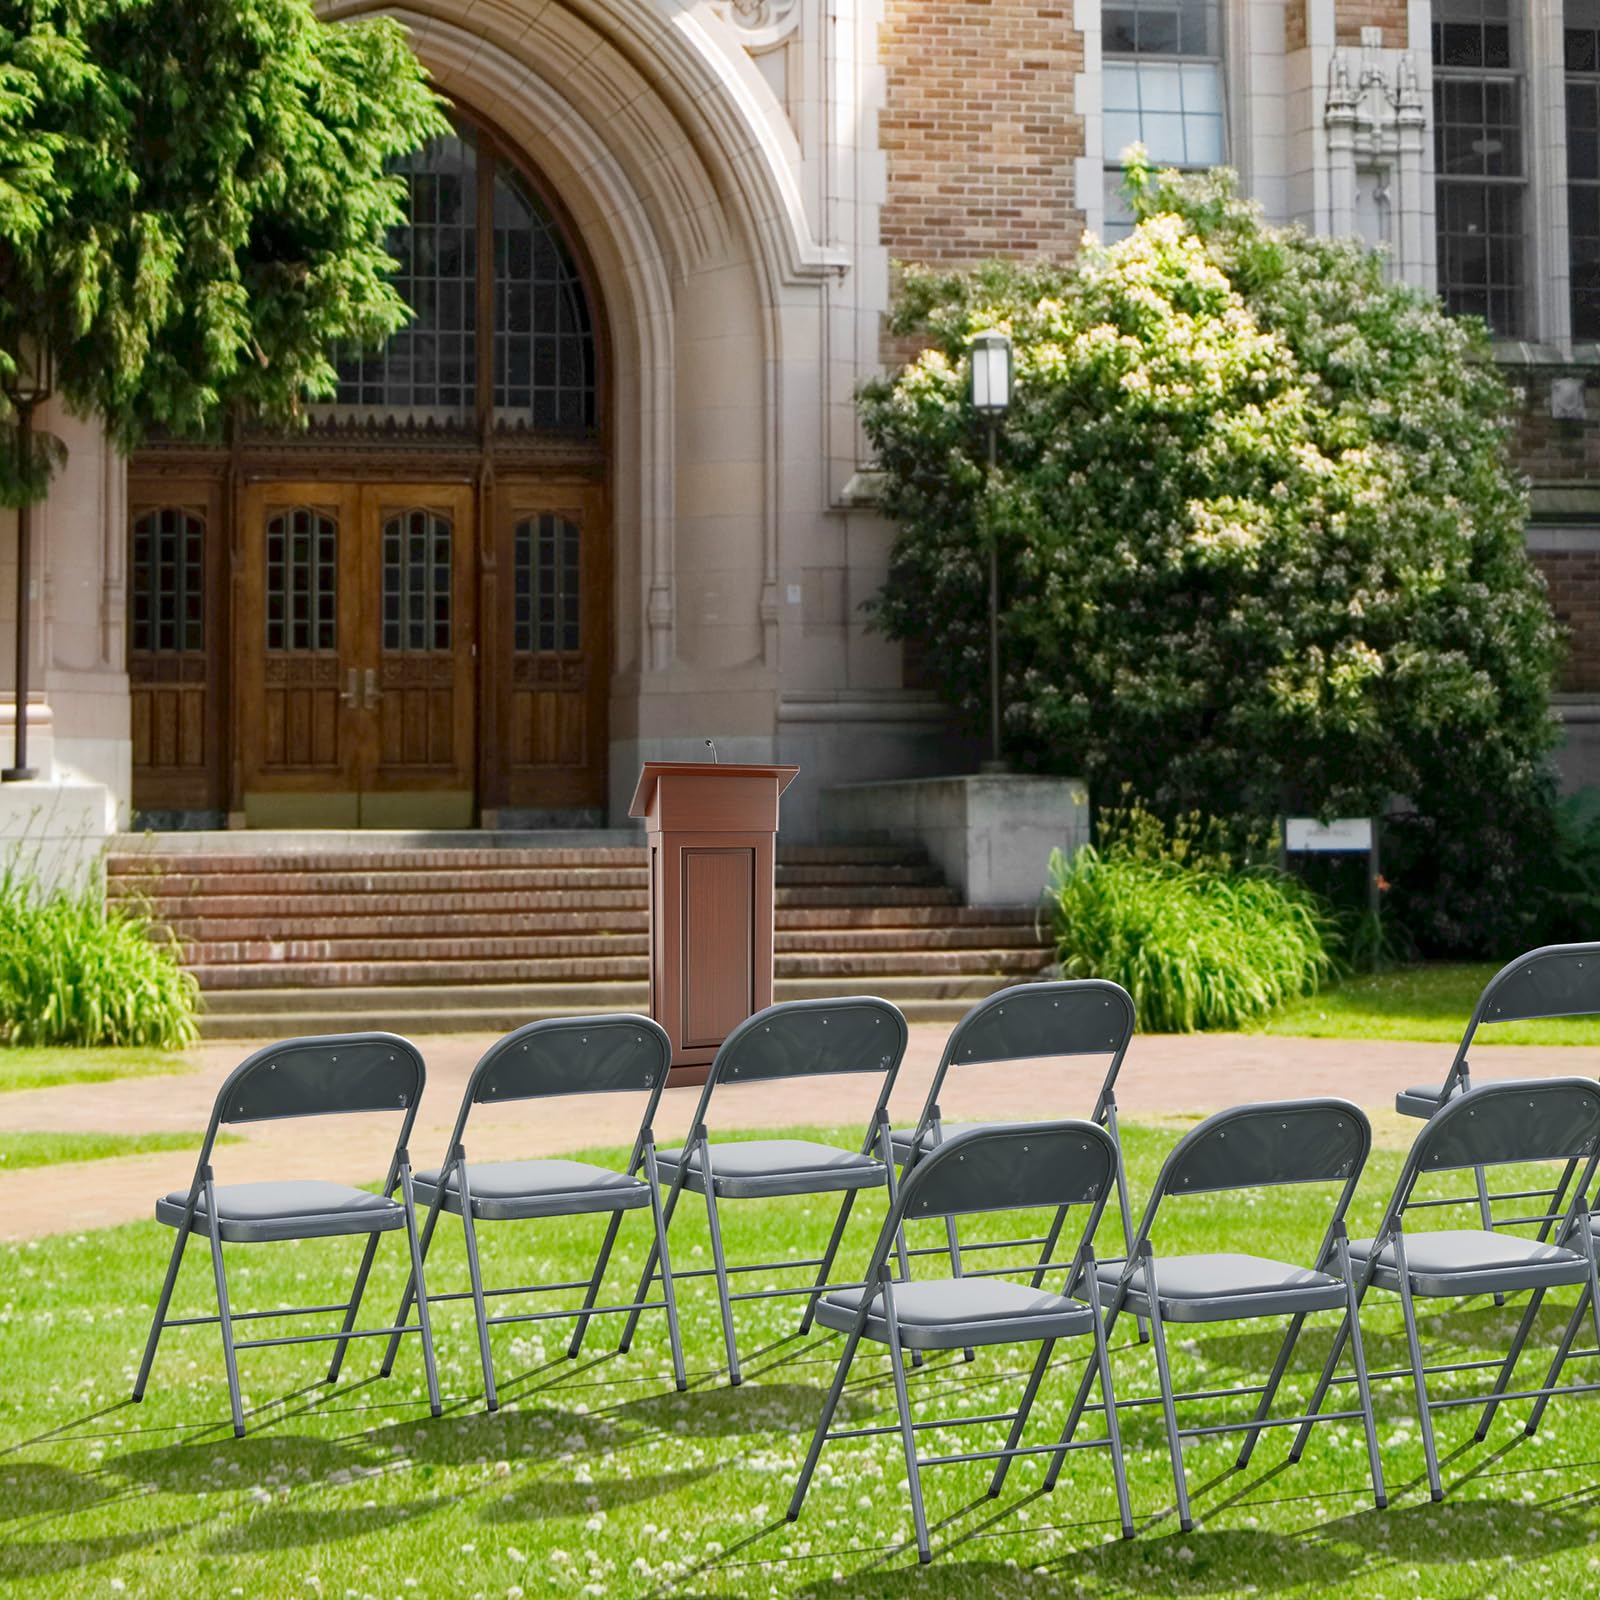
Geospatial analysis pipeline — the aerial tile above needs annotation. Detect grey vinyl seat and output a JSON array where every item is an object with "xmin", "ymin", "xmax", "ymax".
[
  {"xmin": 817, "ymin": 1275, "xmax": 1095, "ymax": 1350},
  {"xmin": 1071, "ymin": 1099, "xmax": 1386, "ymax": 1533},
  {"xmin": 621, "ymin": 997, "xmax": 909, "ymax": 1387},
  {"xmin": 133, "ymin": 1034, "xmax": 442, "ymax": 1439},
  {"xmin": 887, "ymin": 982, "xmax": 1141, "ymax": 1323},
  {"xmin": 1294, "ymin": 1077, "xmax": 1600, "ymax": 1503},
  {"xmin": 1092, "ymin": 1251, "xmax": 1346, "ymax": 1321},
  {"xmin": 1394, "ymin": 945, "xmax": 1600, "ymax": 1251},
  {"xmin": 790, "ymin": 1123, "xmax": 1135, "ymax": 1563},
  {"xmin": 155, "ymin": 1180, "xmax": 405, "ymax": 1243},
  {"xmin": 654, "ymin": 1137, "xmax": 883, "ymax": 1198},
  {"xmin": 1346, "ymin": 1229, "xmax": 1590, "ymax": 1298},
  {"xmin": 384, "ymin": 1015, "xmax": 686, "ymax": 1411}
]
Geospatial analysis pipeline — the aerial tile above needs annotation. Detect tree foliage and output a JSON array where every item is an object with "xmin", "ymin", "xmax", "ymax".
[
  {"xmin": 862, "ymin": 162, "xmax": 1563, "ymax": 953},
  {"xmin": 0, "ymin": 0, "xmax": 448, "ymax": 497}
]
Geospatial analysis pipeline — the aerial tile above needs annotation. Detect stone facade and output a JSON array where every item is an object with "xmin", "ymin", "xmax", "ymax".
[{"xmin": 4, "ymin": 0, "xmax": 1599, "ymax": 852}]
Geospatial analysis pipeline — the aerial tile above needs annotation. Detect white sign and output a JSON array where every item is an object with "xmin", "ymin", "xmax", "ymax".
[{"xmin": 1285, "ymin": 817, "xmax": 1373, "ymax": 853}]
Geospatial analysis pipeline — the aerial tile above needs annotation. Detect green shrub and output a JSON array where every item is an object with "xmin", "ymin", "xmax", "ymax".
[
  {"xmin": 0, "ymin": 867, "xmax": 198, "ymax": 1049},
  {"xmin": 1047, "ymin": 842, "xmax": 1337, "ymax": 1033}
]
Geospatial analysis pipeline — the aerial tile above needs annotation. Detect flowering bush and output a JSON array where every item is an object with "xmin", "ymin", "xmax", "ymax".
[{"xmin": 863, "ymin": 161, "xmax": 1561, "ymax": 954}]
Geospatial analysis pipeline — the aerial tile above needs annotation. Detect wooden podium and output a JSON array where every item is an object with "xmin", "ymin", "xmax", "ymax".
[{"xmin": 629, "ymin": 761, "xmax": 799, "ymax": 1083}]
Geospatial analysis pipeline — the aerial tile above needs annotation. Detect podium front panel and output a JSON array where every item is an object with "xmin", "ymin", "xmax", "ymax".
[{"xmin": 680, "ymin": 847, "xmax": 756, "ymax": 1048}]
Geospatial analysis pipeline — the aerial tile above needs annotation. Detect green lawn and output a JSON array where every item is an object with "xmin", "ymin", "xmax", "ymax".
[
  {"xmin": 0, "ymin": 1047, "xmax": 191, "ymax": 1094},
  {"xmin": 0, "ymin": 1131, "xmax": 238, "ymax": 1172},
  {"xmin": 1253, "ymin": 963, "xmax": 1600, "ymax": 1045},
  {"xmin": 5, "ymin": 1123, "xmax": 1600, "ymax": 1597}
]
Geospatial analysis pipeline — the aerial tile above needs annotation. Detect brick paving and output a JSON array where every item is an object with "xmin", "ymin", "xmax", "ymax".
[{"xmin": 0, "ymin": 1027, "xmax": 1585, "ymax": 1240}]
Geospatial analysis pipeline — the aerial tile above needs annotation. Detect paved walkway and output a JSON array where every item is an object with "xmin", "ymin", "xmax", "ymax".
[{"xmin": 1, "ymin": 1029, "xmax": 1588, "ymax": 1240}]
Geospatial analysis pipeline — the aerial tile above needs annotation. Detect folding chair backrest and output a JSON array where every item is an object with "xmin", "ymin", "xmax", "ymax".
[
  {"xmin": 1410, "ymin": 1079, "xmax": 1600, "ymax": 1175},
  {"xmin": 1155, "ymin": 1100, "xmax": 1369, "ymax": 1199},
  {"xmin": 217, "ymin": 1033, "xmax": 424, "ymax": 1126},
  {"xmin": 897, "ymin": 1122, "xmax": 1117, "ymax": 1223},
  {"xmin": 471, "ymin": 1015, "xmax": 672, "ymax": 1103},
  {"xmin": 943, "ymin": 980, "xmax": 1135, "ymax": 1069},
  {"xmin": 1472, "ymin": 944, "xmax": 1600, "ymax": 1030},
  {"xmin": 710, "ymin": 997, "xmax": 908, "ymax": 1087}
]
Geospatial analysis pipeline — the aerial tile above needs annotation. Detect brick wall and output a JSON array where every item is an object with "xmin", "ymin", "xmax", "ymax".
[
  {"xmin": 1333, "ymin": 0, "xmax": 1411, "ymax": 46},
  {"xmin": 1512, "ymin": 372, "xmax": 1600, "ymax": 483},
  {"xmin": 1534, "ymin": 551, "xmax": 1600, "ymax": 692},
  {"xmin": 878, "ymin": 0, "xmax": 1086, "ymax": 271}
]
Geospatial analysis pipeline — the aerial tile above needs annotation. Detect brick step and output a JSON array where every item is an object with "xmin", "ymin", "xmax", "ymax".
[
  {"xmin": 175, "ymin": 925, "xmax": 1048, "ymax": 964},
  {"xmin": 188, "ymin": 947, "xmax": 1043, "ymax": 990}
]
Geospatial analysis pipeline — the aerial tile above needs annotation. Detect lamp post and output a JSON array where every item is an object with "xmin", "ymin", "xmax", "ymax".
[
  {"xmin": 969, "ymin": 329, "xmax": 1012, "ymax": 772},
  {"xmin": 3, "ymin": 334, "xmax": 54, "ymax": 783}
]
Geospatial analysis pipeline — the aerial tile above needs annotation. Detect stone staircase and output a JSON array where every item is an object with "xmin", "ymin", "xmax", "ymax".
[{"xmin": 107, "ymin": 834, "xmax": 1054, "ymax": 1038}]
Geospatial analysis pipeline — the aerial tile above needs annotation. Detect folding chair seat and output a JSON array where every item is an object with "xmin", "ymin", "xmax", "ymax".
[
  {"xmin": 621, "ymin": 996, "xmax": 909, "ymax": 1386},
  {"xmin": 1064, "ymin": 1099, "xmax": 1386, "ymax": 1532},
  {"xmin": 1295, "ymin": 1077, "xmax": 1600, "ymax": 1502},
  {"xmin": 1394, "ymin": 944, "xmax": 1600, "ymax": 1243},
  {"xmin": 885, "ymin": 981, "xmax": 1141, "ymax": 1318},
  {"xmin": 382, "ymin": 1015, "xmax": 685, "ymax": 1412},
  {"xmin": 133, "ymin": 1033, "xmax": 442, "ymax": 1438},
  {"xmin": 791, "ymin": 1122, "xmax": 1134, "ymax": 1563}
]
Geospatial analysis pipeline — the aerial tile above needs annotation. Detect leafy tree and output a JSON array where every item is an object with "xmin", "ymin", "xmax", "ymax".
[
  {"xmin": 862, "ymin": 161, "xmax": 1563, "ymax": 954},
  {"xmin": 0, "ymin": 0, "xmax": 448, "ymax": 499}
]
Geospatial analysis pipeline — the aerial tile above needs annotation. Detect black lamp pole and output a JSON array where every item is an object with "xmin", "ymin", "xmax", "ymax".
[
  {"xmin": 969, "ymin": 329, "xmax": 1013, "ymax": 773},
  {"xmin": 4, "ymin": 338, "xmax": 53, "ymax": 783}
]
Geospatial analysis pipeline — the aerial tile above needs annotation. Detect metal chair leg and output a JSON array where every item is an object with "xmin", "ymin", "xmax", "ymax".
[
  {"xmin": 1235, "ymin": 1311, "xmax": 1307, "ymax": 1469},
  {"xmin": 644, "ymin": 1141, "xmax": 688, "ymax": 1392},
  {"xmin": 881, "ymin": 1277, "xmax": 931, "ymax": 1564},
  {"xmin": 988, "ymin": 1337, "xmax": 1056, "ymax": 1499},
  {"xmin": 455, "ymin": 1164, "xmax": 498, "ymax": 1413},
  {"xmin": 202, "ymin": 1170, "xmax": 246, "ymax": 1439},
  {"xmin": 381, "ymin": 1170, "xmax": 448, "ymax": 1378},
  {"xmin": 620, "ymin": 1164, "xmax": 686, "ymax": 1354},
  {"xmin": 567, "ymin": 1210, "xmax": 625, "ymax": 1358},
  {"xmin": 1143, "ymin": 1249, "xmax": 1193, "ymax": 1532},
  {"xmin": 788, "ymin": 1322, "xmax": 866, "ymax": 1522},
  {"xmin": 1525, "ymin": 1289, "xmax": 1587, "ymax": 1437},
  {"xmin": 1476, "ymin": 1287, "xmax": 1547, "ymax": 1440},
  {"xmin": 1338, "ymin": 1230, "xmax": 1387, "ymax": 1510},
  {"xmin": 1085, "ymin": 1256, "xmax": 1135, "ymax": 1538},
  {"xmin": 699, "ymin": 1150, "xmax": 742, "ymax": 1386},
  {"xmin": 398, "ymin": 1154, "xmax": 442, "ymax": 1417},
  {"xmin": 133, "ymin": 1221, "xmax": 190, "ymax": 1402},
  {"xmin": 1393, "ymin": 1227, "xmax": 1443, "ymax": 1501},
  {"xmin": 799, "ymin": 1189, "xmax": 859, "ymax": 1335},
  {"xmin": 1052, "ymin": 1297, "xmax": 1122, "ymax": 1465},
  {"xmin": 326, "ymin": 1229, "xmax": 384, "ymax": 1384}
]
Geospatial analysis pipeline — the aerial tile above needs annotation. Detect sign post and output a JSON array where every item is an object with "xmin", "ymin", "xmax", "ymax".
[{"xmin": 1282, "ymin": 816, "xmax": 1381, "ymax": 970}]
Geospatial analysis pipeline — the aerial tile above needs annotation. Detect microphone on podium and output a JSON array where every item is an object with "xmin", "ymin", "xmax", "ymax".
[{"xmin": 705, "ymin": 739, "xmax": 719, "ymax": 763}]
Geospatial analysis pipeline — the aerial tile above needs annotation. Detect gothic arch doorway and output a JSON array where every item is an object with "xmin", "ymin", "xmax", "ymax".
[{"xmin": 128, "ymin": 114, "xmax": 611, "ymax": 827}]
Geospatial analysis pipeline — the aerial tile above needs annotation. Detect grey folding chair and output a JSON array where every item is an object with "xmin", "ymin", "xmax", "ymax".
[
  {"xmin": 377, "ymin": 1015, "xmax": 685, "ymax": 1412},
  {"xmin": 1294, "ymin": 1077, "xmax": 1600, "ymax": 1502},
  {"xmin": 1057, "ymin": 1099, "xmax": 1385, "ymax": 1531},
  {"xmin": 883, "ymin": 980, "xmax": 1141, "ymax": 1323},
  {"xmin": 788, "ymin": 1121, "xmax": 1133, "ymax": 1565},
  {"xmin": 1395, "ymin": 943, "xmax": 1600, "ymax": 1257},
  {"xmin": 132, "ymin": 1033, "xmax": 441, "ymax": 1438},
  {"xmin": 619, "ymin": 996, "xmax": 909, "ymax": 1386}
]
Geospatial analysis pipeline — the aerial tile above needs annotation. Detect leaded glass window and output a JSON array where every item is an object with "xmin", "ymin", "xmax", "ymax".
[
  {"xmin": 383, "ymin": 510, "xmax": 453, "ymax": 653},
  {"xmin": 1570, "ymin": 0, "xmax": 1600, "ymax": 338},
  {"xmin": 1103, "ymin": 0, "xmax": 1226, "ymax": 242},
  {"xmin": 265, "ymin": 508, "xmax": 338, "ymax": 653},
  {"xmin": 333, "ymin": 120, "xmax": 596, "ymax": 431},
  {"xmin": 1433, "ymin": 0, "xmax": 1526, "ymax": 334},
  {"xmin": 131, "ymin": 508, "xmax": 204, "ymax": 654},
  {"xmin": 513, "ymin": 515, "xmax": 581, "ymax": 654}
]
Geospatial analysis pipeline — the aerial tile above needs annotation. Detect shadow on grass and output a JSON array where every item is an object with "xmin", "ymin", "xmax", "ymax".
[
  {"xmin": 0, "ymin": 1522, "xmax": 199, "ymax": 1581},
  {"xmin": 203, "ymin": 1495, "xmax": 455, "ymax": 1554},
  {"xmin": 479, "ymin": 1466, "xmax": 718, "ymax": 1522}
]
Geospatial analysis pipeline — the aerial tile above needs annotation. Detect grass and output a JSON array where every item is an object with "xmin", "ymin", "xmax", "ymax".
[
  {"xmin": 1253, "ymin": 964, "xmax": 1600, "ymax": 1046},
  {"xmin": 0, "ymin": 1047, "xmax": 192, "ymax": 1095},
  {"xmin": 5, "ymin": 1122, "xmax": 1600, "ymax": 1598},
  {"xmin": 0, "ymin": 1131, "xmax": 239, "ymax": 1173}
]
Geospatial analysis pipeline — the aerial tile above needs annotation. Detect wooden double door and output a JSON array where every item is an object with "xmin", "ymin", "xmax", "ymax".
[{"xmin": 129, "ymin": 471, "xmax": 609, "ymax": 827}]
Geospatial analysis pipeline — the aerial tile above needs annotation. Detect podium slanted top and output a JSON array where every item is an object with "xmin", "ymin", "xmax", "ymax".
[{"xmin": 628, "ymin": 762, "xmax": 800, "ymax": 835}]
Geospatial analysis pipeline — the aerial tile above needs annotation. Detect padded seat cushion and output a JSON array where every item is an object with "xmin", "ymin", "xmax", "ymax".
[
  {"xmin": 818, "ymin": 1275, "xmax": 1094, "ymax": 1349},
  {"xmin": 414, "ymin": 1159, "xmax": 648, "ymax": 1219},
  {"xmin": 657, "ymin": 1139, "xmax": 883, "ymax": 1196},
  {"xmin": 1350, "ymin": 1229, "xmax": 1587, "ymax": 1297},
  {"xmin": 1395, "ymin": 1078, "xmax": 1511, "ymax": 1118},
  {"xmin": 1095, "ymin": 1252, "xmax": 1339, "ymax": 1303},
  {"xmin": 157, "ymin": 1180, "xmax": 401, "ymax": 1242}
]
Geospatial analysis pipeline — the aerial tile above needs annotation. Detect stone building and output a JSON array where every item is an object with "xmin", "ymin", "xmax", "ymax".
[{"xmin": 2, "ymin": 0, "xmax": 1598, "ymax": 862}]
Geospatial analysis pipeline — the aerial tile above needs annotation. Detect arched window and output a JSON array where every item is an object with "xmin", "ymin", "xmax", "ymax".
[{"xmin": 334, "ymin": 122, "xmax": 596, "ymax": 431}]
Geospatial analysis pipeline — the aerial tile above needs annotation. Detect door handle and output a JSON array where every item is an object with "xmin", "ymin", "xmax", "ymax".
[
  {"xmin": 340, "ymin": 667, "xmax": 358, "ymax": 708},
  {"xmin": 363, "ymin": 667, "xmax": 382, "ymax": 710}
]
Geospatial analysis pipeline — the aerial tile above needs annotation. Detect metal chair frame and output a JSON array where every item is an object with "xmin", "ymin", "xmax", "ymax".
[
  {"xmin": 1395, "ymin": 944, "xmax": 1600, "ymax": 1261},
  {"xmin": 132, "ymin": 1032, "xmax": 442, "ymax": 1438},
  {"xmin": 788, "ymin": 1121, "xmax": 1134, "ymax": 1564},
  {"xmin": 1293, "ymin": 1077, "xmax": 1600, "ymax": 1501},
  {"xmin": 379, "ymin": 1015, "xmax": 686, "ymax": 1412},
  {"xmin": 1056, "ymin": 1098, "xmax": 1385, "ymax": 1532},
  {"xmin": 620, "ymin": 996, "xmax": 910, "ymax": 1386},
  {"xmin": 886, "ymin": 981, "xmax": 1142, "ymax": 1318}
]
